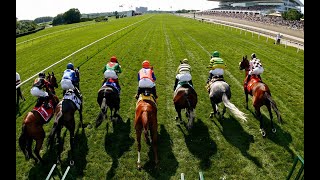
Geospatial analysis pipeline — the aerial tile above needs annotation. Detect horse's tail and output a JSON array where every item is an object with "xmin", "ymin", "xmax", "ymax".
[
  {"xmin": 221, "ymin": 93, "xmax": 247, "ymax": 122},
  {"xmin": 264, "ymin": 92, "xmax": 283, "ymax": 124},
  {"xmin": 142, "ymin": 111, "xmax": 149, "ymax": 133},
  {"xmin": 18, "ymin": 124, "xmax": 27, "ymax": 157}
]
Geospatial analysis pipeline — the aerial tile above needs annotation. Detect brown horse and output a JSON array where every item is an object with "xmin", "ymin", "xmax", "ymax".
[
  {"xmin": 173, "ymin": 83, "xmax": 197, "ymax": 130},
  {"xmin": 95, "ymin": 80, "xmax": 121, "ymax": 128},
  {"xmin": 47, "ymin": 68, "xmax": 83, "ymax": 165},
  {"xmin": 134, "ymin": 93, "xmax": 158, "ymax": 169},
  {"xmin": 239, "ymin": 55, "xmax": 282, "ymax": 137},
  {"xmin": 18, "ymin": 72, "xmax": 59, "ymax": 163}
]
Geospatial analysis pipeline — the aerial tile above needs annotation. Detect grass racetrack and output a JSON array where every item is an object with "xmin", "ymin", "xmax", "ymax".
[{"xmin": 16, "ymin": 14, "xmax": 304, "ymax": 180}]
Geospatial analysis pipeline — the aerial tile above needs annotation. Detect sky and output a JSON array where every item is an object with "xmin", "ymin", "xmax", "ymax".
[
  {"xmin": 16, "ymin": 0, "xmax": 304, "ymax": 21},
  {"xmin": 16, "ymin": 0, "xmax": 219, "ymax": 20}
]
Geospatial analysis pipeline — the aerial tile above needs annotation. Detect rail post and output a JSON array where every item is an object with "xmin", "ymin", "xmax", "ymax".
[{"xmin": 286, "ymin": 155, "xmax": 304, "ymax": 180}]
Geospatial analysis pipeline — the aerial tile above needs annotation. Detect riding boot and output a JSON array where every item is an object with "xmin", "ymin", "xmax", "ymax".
[
  {"xmin": 43, "ymin": 96, "xmax": 50, "ymax": 109},
  {"xmin": 116, "ymin": 81, "xmax": 121, "ymax": 95},
  {"xmin": 245, "ymin": 75, "xmax": 251, "ymax": 85},
  {"xmin": 135, "ymin": 87, "xmax": 140, "ymax": 100},
  {"xmin": 173, "ymin": 78, "xmax": 178, "ymax": 91},
  {"xmin": 35, "ymin": 97, "xmax": 44, "ymax": 107},
  {"xmin": 152, "ymin": 87, "xmax": 158, "ymax": 99},
  {"xmin": 74, "ymin": 87, "xmax": 82, "ymax": 99},
  {"xmin": 189, "ymin": 80, "xmax": 193, "ymax": 87}
]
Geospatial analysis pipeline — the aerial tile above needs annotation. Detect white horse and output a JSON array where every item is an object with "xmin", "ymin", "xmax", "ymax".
[{"xmin": 208, "ymin": 80, "xmax": 247, "ymax": 122}]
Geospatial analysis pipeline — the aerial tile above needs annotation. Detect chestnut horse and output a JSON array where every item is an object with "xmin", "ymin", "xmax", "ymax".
[
  {"xmin": 95, "ymin": 80, "xmax": 121, "ymax": 128},
  {"xmin": 239, "ymin": 55, "xmax": 282, "ymax": 137},
  {"xmin": 47, "ymin": 68, "xmax": 83, "ymax": 165},
  {"xmin": 208, "ymin": 80, "xmax": 247, "ymax": 122},
  {"xmin": 18, "ymin": 72, "xmax": 59, "ymax": 163},
  {"xmin": 173, "ymin": 84, "xmax": 197, "ymax": 130},
  {"xmin": 134, "ymin": 93, "xmax": 158, "ymax": 169}
]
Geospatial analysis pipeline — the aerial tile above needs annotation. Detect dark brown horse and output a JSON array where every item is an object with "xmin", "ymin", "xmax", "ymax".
[
  {"xmin": 95, "ymin": 80, "xmax": 121, "ymax": 128},
  {"xmin": 173, "ymin": 83, "xmax": 197, "ymax": 130},
  {"xmin": 239, "ymin": 55, "xmax": 282, "ymax": 137},
  {"xmin": 18, "ymin": 72, "xmax": 59, "ymax": 163},
  {"xmin": 47, "ymin": 68, "xmax": 83, "ymax": 165},
  {"xmin": 134, "ymin": 93, "xmax": 158, "ymax": 169}
]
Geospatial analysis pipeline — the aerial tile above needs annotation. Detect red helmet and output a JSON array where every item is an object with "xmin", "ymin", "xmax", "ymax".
[
  {"xmin": 142, "ymin": 60, "xmax": 150, "ymax": 68},
  {"xmin": 110, "ymin": 56, "xmax": 117, "ymax": 62}
]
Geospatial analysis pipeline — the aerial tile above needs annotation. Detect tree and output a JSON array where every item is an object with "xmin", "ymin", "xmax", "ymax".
[
  {"xmin": 52, "ymin": 14, "xmax": 65, "ymax": 26},
  {"xmin": 63, "ymin": 8, "xmax": 81, "ymax": 24},
  {"xmin": 281, "ymin": 9, "xmax": 303, "ymax": 20}
]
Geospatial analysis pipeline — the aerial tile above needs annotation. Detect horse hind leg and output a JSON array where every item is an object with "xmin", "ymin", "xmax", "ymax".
[
  {"xmin": 209, "ymin": 99, "xmax": 218, "ymax": 118},
  {"xmin": 26, "ymin": 138, "xmax": 37, "ymax": 162},
  {"xmin": 187, "ymin": 109, "xmax": 195, "ymax": 130},
  {"xmin": 266, "ymin": 104, "xmax": 276, "ymax": 133},
  {"xmin": 255, "ymin": 106, "xmax": 266, "ymax": 137},
  {"xmin": 175, "ymin": 106, "xmax": 183, "ymax": 124},
  {"xmin": 135, "ymin": 127, "xmax": 142, "ymax": 170},
  {"xmin": 34, "ymin": 138, "xmax": 45, "ymax": 164}
]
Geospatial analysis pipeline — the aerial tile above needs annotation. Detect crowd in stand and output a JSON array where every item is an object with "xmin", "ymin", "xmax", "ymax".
[{"xmin": 200, "ymin": 10, "xmax": 304, "ymax": 31}]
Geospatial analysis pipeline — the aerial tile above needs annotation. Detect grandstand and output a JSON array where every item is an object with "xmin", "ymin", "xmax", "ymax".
[{"xmin": 207, "ymin": 0, "xmax": 304, "ymax": 14}]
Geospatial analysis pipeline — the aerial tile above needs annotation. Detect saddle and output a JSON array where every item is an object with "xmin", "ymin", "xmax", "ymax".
[
  {"xmin": 102, "ymin": 81, "xmax": 120, "ymax": 94},
  {"xmin": 175, "ymin": 81, "xmax": 193, "ymax": 92},
  {"xmin": 244, "ymin": 75, "xmax": 262, "ymax": 93},
  {"xmin": 32, "ymin": 100, "xmax": 55, "ymax": 124},
  {"xmin": 206, "ymin": 76, "xmax": 225, "ymax": 92},
  {"xmin": 63, "ymin": 89, "xmax": 82, "ymax": 110},
  {"xmin": 136, "ymin": 92, "xmax": 157, "ymax": 107}
]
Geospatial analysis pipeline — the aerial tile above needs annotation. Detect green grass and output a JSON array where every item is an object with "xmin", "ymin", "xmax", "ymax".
[{"xmin": 16, "ymin": 14, "xmax": 304, "ymax": 180}]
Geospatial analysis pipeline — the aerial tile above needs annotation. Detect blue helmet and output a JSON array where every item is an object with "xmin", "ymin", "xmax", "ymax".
[{"xmin": 67, "ymin": 63, "xmax": 74, "ymax": 69}]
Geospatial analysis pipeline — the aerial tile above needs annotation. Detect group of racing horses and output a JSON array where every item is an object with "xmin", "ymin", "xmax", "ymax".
[{"xmin": 17, "ymin": 55, "xmax": 282, "ymax": 169}]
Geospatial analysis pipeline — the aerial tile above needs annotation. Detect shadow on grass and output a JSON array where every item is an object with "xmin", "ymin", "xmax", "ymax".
[
  {"xmin": 247, "ymin": 108, "xmax": 294, "ymax": 158},
  {"xmin": 143, "ymin": 124, "xmax": 178, "ymax": 179},
  {"xmin": 104, "ymin": 118, "xmax": 135, "ymax": 180},
  {"xmin": 178, "ymin": 118, "xmax": 217, "ymax": 170},
  {"xmin": 27, "ymin": 126, "xmax": 88, "ymax": 179},
  {"xmin": 213, "ymin": 116, "xmax": 262, "ymax": 168}
]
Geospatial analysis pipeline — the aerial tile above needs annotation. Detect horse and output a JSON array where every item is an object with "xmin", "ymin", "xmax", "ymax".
[
  {"xmin": 173, "ymin": 83, "xmax": 197, "ymax": 130},
  {"xmin": 208, "ymin": 79, "xmax": 247, "ymax": 122},
  {"xmin": 134, "ymin": 91, "xmax": 158, "ymax": 169},
  {"xmin": 47, "ymin": 68, "xmax": 83, "ymax": 165},
  {"xmin": 18, "ymin": 72, "xmax": 59, "ymax": 164},
  {"xmin": 95, "ymin": 79, "xmax": 121, "ymax": 128},
  {"xmin": 239, "ymin": 55, "xmax": 283, "ymax": 137}
]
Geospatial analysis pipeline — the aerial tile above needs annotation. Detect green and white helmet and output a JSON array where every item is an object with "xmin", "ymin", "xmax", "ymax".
[{"xmin": 212, "ymin": 51, "xmax": 220, "ymax": 57}]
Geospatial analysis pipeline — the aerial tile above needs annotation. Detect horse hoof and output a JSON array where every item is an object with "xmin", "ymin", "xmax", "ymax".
[
  {"xmin": 260, "ymin": 129, "xmax": 266, "ymax": 137},
  {"xmin": 70, "ymin": 160, "xmax": 74, "ymax": 166},
  {"xmin": 209, "ymin": 113, "xmax": 213, "ymax": 118},
  {"xmin": 175, "ymin": 116, "xmax": 179, "ymax": 120},
  {"xmin": 272, "ymin": 128, "xmax": 277, "ymax": 133},
  {"xmin": 137, "ymin": 164, "xmax": 142, "ymax": 171}
]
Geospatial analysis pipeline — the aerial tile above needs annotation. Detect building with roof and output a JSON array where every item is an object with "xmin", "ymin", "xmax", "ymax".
[{"xmin": 207, "ymin": 0, "xmax": 303, "ymax": 13}]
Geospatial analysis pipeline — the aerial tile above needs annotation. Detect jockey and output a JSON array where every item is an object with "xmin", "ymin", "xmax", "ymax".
[
  {"xmin": 30, "ymin": 72, "xmax": 52, "ymax": 109},
  {"xmin": 206, "ymin": 51, "xmax": 226, "ymax": 84},
  {"xmin": 135, "ymin": 60, "xmax": 157, "ymax": 99},
  {"xmin": 102, "ymin": 55, "xmax": 122, "ymax": 94},
  {"xmin": 173, "ymin": 58, "xmax": 193, "ymax": 91},
  {"xmin": 245, "ymin": 53, "xmax": 264, "ymax": 85},
  {"xmin": 61, "ymin": 63, "xmax": 82, "ymax": 99}
]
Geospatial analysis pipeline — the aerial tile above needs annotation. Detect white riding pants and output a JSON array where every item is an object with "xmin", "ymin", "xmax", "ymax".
[
  {"xmin": 104, "ymin": 70, "xmax": 118, "ymax": 79},
  {"xmin": 209, "ymin": 68, "xmax": 224, "ymax": 76},
  {"xmin": 176, "ymin": 73, "xmax": 192, "ymax": 82},
  {"xmin": 30, "ymin": 87, "xmax": 48, "ymax": 97},
  {"xmin": 61, "ymin": 79, "xmax": 75, "ymax": 90},
  {"xmin": 249, "ymin": 67, "xmax": 264, "ymax": 75},
  {"xmin": 138, "ymin": 78, "xmax": 155, "ymax": 88}
]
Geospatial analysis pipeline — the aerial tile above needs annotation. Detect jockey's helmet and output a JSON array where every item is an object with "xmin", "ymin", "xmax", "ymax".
[
  {"xmin": 142, "ymin": 60, "xmax": 150, "ymax": 68},
  {"xmin": 251, "ymin": 53, "xmax": 256, "ymax": 59},
  {"xmin": 67, "ymin": 63, "xmax": 74, "ymax": 70},
  {"xmin": 212, "ymin": 51, "xmax": 219, "ymax": 57},
  {"xmin": 39, "ymin": 72, "xmax": 45, "ymax": 78},
  {"xmin": 182, "ymin": 58, "xmax": 188, "ymax": 64},
  {"xmin": 110, "ymin": 56, "xmax": 117, "ymax": 62}
]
